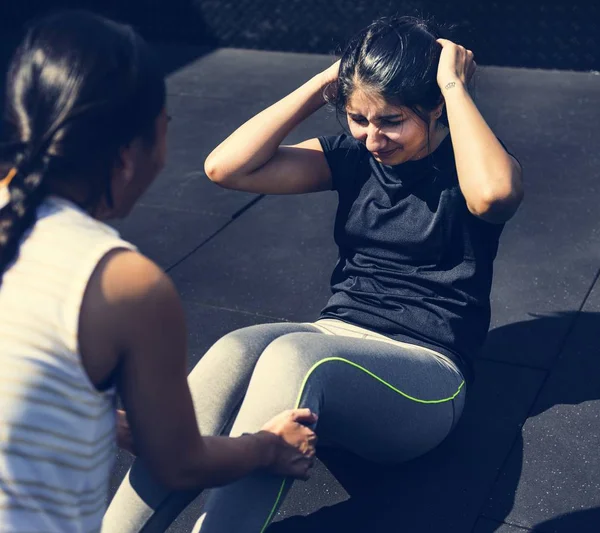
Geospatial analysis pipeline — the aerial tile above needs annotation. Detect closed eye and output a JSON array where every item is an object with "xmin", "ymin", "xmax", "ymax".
[
  {"xmin": 349, "ymin": 115, "xmax": 404, "ymax": 127},
  {"xmin": 381, "ymin": 119, "xmax": 404, "ymax": 126},
  {"xmin": 349, "ymin": 115, "xmax": 368, "ymax": 126}
]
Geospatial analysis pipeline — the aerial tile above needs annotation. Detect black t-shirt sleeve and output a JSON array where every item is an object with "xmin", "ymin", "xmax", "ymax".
[{"xmin": 318, "ymin": 134, "xmax": 365, "ymax": 192}]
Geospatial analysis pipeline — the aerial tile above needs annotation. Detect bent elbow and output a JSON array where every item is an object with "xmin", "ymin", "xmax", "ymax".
[
  {"xmin": 204, "ymin": 157, "xmax": 240, "ymax": 190},
  {"xmin": 204, "ymin": 155, "xmax": 224, "ymax": 184},
  {"xmin": 468, "ymin": 187, "xmax": 523, "ymax": 224}
]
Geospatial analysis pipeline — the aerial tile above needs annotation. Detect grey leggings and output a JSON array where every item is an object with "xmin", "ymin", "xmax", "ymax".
[{"xmin": 102, "ymin": 319, "xmax": 466, "ymax": 533}]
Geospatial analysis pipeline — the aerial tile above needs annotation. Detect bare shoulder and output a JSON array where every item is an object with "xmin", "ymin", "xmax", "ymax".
[
  {"xmin": 86, "ymin": 248, "xmax": 182, "ymax": 337},
  {"xmin": 96, "ymin": 249, "xmax": 173, "ymax": 302},
  {"xmin": 79, "ymin": 248, "xmax": 182, "ymax": 388}
]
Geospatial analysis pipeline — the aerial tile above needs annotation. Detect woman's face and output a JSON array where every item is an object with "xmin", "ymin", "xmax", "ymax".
[{"xmin": 346, "ymin": 88, "xmax": 441, "ymax": 166}]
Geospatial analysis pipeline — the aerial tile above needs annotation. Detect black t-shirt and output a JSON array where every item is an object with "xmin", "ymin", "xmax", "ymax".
[{"xmin": 318, "ymin": 133, "xmax": 508, "ymax": 383}]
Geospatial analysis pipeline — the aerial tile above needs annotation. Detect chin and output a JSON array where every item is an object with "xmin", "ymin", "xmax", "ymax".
[
  {"xmin": 378, "ymin": 153, "xmax": 408, "ymax": 167},
  {"xmin": 104, "ymin": 203, "xmax": 133, "ymax": 220},
  {"xmin": 118, "ymin": 203, "xmax": 135, "ymax": 219},
  {"xmin": 389, "ymin": 156, "xmax": 409, "ymax": 166}
]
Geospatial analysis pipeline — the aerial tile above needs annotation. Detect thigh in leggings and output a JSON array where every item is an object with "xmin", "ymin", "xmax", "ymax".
[
  {"xmin": 101, "ymin": 322, "xmax": 319, "ymax": 533},
  {"xmin": 193, "ymin": 329, "xmax": 466, "ymax": 533}
]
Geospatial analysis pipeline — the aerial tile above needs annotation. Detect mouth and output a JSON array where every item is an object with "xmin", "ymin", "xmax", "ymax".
[{"xmin": 372, "ymin": 147, "xmax": 400, "ymax": 159}]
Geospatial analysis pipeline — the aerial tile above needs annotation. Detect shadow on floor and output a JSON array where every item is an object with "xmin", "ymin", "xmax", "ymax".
[{"xmin": 533, "ymin": 508, "xmax": 600, "ymax": 532}]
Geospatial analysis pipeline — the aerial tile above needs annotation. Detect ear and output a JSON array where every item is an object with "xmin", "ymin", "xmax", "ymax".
[
  {"xmin": 117, "ymin": 145, "xmax": 135, "ymax": 184},
  {"xmin": 107, "ymin": 144, "xmax": 135, "ymax": 212},
  {"xmin": 432, "ymin": 101, "xmax": 445, "ymax": 120}
]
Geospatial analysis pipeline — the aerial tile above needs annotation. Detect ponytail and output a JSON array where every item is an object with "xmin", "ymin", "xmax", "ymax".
[
  {"xmin": 0, "ymin": 148, "xmax": 50, "ymax": 281},
  {"xmin": 0, "ymin": 9, "xmax": 166, "ymax": 284}
]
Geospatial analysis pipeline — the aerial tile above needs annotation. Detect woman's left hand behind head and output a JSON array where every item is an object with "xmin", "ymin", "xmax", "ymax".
[{"xmin": 436, "ymin": 39, "xmax": 477, "ymax": 92}]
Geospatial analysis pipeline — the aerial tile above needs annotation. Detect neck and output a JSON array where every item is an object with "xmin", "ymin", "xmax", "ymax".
[
  {"xmin": 411, "ymin": 124, "xmax": 448, "ymax": 161},
  {"xmin": 46, "ymin": 182, "xmax": 102, "ymax": 218}
]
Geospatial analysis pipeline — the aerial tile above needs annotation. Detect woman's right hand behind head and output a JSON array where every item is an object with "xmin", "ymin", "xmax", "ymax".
[
  {"xmin": 318, "ymin": 60, "xmax": 341, "ymax": 105},
  {"xmin": 320, "ymin": 59, "xmax": 341, "ymax": 86},
  {"xmin": 260, "ymin": 408, "xmax": 318, "ymax": 480}
]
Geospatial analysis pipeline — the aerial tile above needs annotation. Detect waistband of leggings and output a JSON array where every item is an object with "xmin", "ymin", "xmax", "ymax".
[{"xmin": 310, "ymin": 318, "xmax": 468, "ymax": 384}]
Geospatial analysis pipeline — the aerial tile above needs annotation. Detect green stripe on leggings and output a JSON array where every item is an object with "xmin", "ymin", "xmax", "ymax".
[{"xmin": 259, "ymin": 357, "xmax": 465, "ymax": 532}]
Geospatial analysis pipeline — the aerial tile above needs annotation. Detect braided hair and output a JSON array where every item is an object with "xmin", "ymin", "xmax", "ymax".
[
  {"xmin": 0, "ymin": 154, "xmax": 50, "ymax": 274},
  {"xmin": 0, "ymin": 9, "xmax": 166, "ymax": 283}
]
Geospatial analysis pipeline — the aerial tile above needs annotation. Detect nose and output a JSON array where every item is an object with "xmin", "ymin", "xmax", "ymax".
[{"xmin": 364, "ymin": 124, "xmax": 388, "ymax": 153}]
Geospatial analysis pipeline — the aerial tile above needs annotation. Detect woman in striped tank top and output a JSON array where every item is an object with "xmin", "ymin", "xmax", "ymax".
[{"xmin": 0, "ymin": 10, "xmax": 317, "ymax": 533}]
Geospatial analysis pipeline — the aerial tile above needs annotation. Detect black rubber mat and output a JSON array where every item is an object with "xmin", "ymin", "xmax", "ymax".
[
  {"xmin": 107, "ymin": 47, "xmax": 600, "ymax": 532},
  {"xmin": 107, "ymin": 205, "xmax": 228, "ymax": 270},
  {"xmin": 481, "ymin": 300, "xmax": 600, "ymax": 531},
  {"xmin": 169, "ymin": 191, "xmax": 339, "ymax": 321},
  {"xmin": 473, "ymin": 517, "xmax": 530, "ymax": 532}
]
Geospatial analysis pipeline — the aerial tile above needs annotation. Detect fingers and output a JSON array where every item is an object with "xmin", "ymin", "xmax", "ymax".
[
  {"xmin": 290, "ymin": 408, "xmax": 318, "ymax": 424},
  {"xmin": 273, "ymin": 444, "xmax": 316, "ymax": 480},
  {"xmin": 291, "ymin": 424, "xmax": 317, "ymax": 455},
  {"xmin": 466, "ymin": 59, "xmax": 477, "ymax": 85},
  {"xmin": 303, "ymin": 431, "xmax": 318, "ymax": 454},
  {"xmin": 456, "ymin": 45, "xmax": 474, "ymax": 61},
  {"xmin": 436, "ymin": 38, "xmax": 475, "ymax": 88},
  {"xmin": 436, "ymin": 38, "xmax": 475, "ymax": 59},
  {"xmin": 266, "ymin": 410, "xmax": 319, "ymax": 479},
  {"xmin": 292, "ymin": 454, "xmax": 317, "ymax": 481}
]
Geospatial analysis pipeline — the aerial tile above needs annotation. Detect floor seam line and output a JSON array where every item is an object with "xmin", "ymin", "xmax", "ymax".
[{"xmin": 164, "ymin": 196, "xmax": 266, "ymax": 273}]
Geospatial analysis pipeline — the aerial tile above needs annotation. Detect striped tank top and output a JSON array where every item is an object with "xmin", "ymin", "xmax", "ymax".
[{"xmin": 0, "ymin": 194, "xmax": 136, "ymax": 532}]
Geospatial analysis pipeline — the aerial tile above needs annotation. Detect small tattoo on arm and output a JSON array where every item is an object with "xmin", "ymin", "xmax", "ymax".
[{"xmin": 445, "ymin": 82, "xmax": 456, "ymax": 90}]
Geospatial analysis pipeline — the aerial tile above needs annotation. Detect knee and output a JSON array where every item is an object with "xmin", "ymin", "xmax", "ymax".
[
  {"xmin": 253, "ymin": 333, "xmax": 324, "ymax": 388},
  {"xmin": 206, "ymin": 329, "xmax": 253, "ymax": 359},
  {"xmin": 206, "ymin": 323, "xmax": 292, "ymax": 363},
  {"xmin": 189, "ymin": 327, "xmax": 261, "ymax": 382},
  {"xmin": 243, "ymin": 334, "xmax": 325, "ymax": 419}
]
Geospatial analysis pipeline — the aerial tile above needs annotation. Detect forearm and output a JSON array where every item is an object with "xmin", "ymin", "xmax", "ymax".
[
  {"xmin": 443, "ymin": 83, "xmax": 522, "ymax": 220},
  {"xmin": 170, "ymin": 432, "xmax": 277, "ymax": 490},
  {"xmin": 205, "ymin": 74, "xmax": 328, "ymax": 181}
]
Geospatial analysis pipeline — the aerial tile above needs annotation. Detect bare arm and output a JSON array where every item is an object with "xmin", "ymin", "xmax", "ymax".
[
  {"xmin": 437, "ymin": 40, "xmax": 524, "ymax": 224},
  {"xmin": 80, "ymin": 250, "xmax": 316, "ymax": 490},
  {"xmin": 204, "ymin": 63, "xmax": 341, "ymax": 194}
]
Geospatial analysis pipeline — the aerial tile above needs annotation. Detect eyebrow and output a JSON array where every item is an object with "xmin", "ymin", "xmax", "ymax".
[{"xmin": 347, "ymin": 111, "xmax": 404, "ymax": 120}]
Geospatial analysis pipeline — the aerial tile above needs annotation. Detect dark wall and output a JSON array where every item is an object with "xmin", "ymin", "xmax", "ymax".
[
  {"xmin": 0, "ymin": 1, "xmax": 597, "ymax": 71},
  {"xmin": 0, "ymin": 1, "xmax": 217, "ymax": 44}
]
